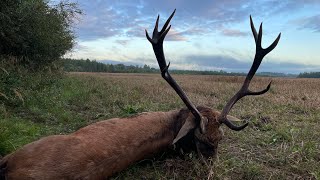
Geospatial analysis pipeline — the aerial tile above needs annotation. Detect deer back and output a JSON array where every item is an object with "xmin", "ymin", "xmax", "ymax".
[{"xmin": 1, "ymin": 110, "xmax": 189, "ymax": 179}]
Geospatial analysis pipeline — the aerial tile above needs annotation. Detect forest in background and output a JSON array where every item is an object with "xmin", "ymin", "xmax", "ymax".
[
  {"xmin": 297, "ymin": 72, "xmax": 320, "ymax": 78},
  {"xmin": 63, "ymin": 58, "xmax": 301, "ymax": 77}
]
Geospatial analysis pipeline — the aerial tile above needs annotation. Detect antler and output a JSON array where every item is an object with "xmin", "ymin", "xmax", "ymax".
[
  {"xmin": 219, "ymin": 15, "xmax": 281, "ymax": 131},
  {"xmin": 146, "ymin": 9, "xmax": 207, "ymax": 134}
]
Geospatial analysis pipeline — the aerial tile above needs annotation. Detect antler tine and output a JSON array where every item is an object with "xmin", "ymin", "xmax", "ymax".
[
  {"xmin": 160, "ymin": 9, "xmax": 176, "ymax": 34},
  {"xmin": 219, "ymin": 16, "xmax": 281, "ymax": 131},
  {"xmin": 250, "ymin": 15, "xmax": 258, "ymax": 42},
  {"xmin": 146, "ymin": 9, "xmax": 207, "ymax": 134},
  {"xmin": 146, "ymin": 9, "xmax": 175, "ymax": 70},
  {"xmin": 153, "ymin": 15, "xmax": 159, "ymax": 38}
]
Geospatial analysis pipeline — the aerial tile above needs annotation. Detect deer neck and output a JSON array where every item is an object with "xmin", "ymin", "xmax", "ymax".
[{"xmin": 70, "ymin": 108, "xmax": 190, "ymax": 178}]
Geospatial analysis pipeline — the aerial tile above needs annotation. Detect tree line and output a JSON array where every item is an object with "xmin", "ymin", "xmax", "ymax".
[
  {"xmin": 63, "ymin": 58, "xmax": 157, "ymax": 73},
  {"xmin": 63, "ymin": 58, "xmax": 299, "ymax": 77},
  {"xmin": 297, "ymin": 72, "xmax": 320, "ymax": 78},
  {"xmin": 63, "ymin": 58, "xmax": 235, "ymax": 75}
]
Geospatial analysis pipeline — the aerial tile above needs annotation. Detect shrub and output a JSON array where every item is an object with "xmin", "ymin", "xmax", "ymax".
[{"xmin": 0, "ymin": 0, "xmax": 81, "ymax": 69}]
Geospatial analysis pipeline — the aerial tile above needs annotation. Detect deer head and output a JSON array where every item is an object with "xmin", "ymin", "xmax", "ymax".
[{"xmin": 146, "ymin": 9, "xmax": 281, "ymax": 159}]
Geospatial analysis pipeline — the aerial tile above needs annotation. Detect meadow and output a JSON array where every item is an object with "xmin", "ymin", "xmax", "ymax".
[{"xmin": 1, "ymin": 72, "xmax": 319, "ymax": 179}]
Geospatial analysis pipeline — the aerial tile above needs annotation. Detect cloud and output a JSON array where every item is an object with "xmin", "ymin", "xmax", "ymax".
[
  {"xmin": 271, "ymin": 0, "xmax": 320, "ymax": 16},
  {"xmin": 114, "ymin": 39, "xmax": 129, "ymax": 46},
  {"xmin": 221, "ymin": 28, "xmax": 248, "ymax": 37},
  {"xmin": 72, "ymin": 44, "xmax": 90, "ymax": 52},
  {"xmin": 128, "ymin": 25, "xmax": 189, "ymax": 41},
  {"xmin": 73, "ymin": 0, "xmax": 320, "ymax": 41},
  {"xmin": 145, "ymin": 26, "xmax": 207, "ymax": 41},
  {"xmin": 96, "ymin": 54, "xmax": 320, "ymax": 74},
  {"xmin": 184, "ymin": 55, "xmax": 249, "ymax": 71},
  {"xmin": 70, "ymin": 45, "xmax": 319, "ymax": 74},
  {"xmin": 166, "ymin": 29, "xmax": 188, "ymax": 41},
  {"xmin": 76, "ymin": 0, "xmax": 143, "ymax": 40},
  {"xmin": 65, "ymin": 0, "xmax": 320, "ymax": 73},
  {"xmin": 71, "ymin": 1, "xmax": 258, "ymax": 41},
  {"xmin": 293, "ymin": 14, "xmax": 320, "ymax": 32},
  {"xmin": 182, "ymin": 54, "xmax": 320, "ymax": 73}
]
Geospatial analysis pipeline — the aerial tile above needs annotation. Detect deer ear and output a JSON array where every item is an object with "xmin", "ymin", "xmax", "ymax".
[
  {"xmin": 173, "ymin": 113, "xmax": 210, "ymax": 144},
  {"xmin": 172, "ymin": 115, "xmax": 197, "ymax": 144},
  {"xmin": 199, "ymin": 116, "xmax": 208, "ymax": 134}
]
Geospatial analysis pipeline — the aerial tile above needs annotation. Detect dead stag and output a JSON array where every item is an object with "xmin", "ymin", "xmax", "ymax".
[{"xmin": 0, "ymin": 9, "xmax": 280, "ymax": 179}]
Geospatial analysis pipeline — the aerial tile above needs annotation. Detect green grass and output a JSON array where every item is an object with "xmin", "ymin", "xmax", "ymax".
[
  {"xmin": 1, "ymin": 72, "xmax": 319, "ymax": 179},
  {"xmin": 0, "ymin": 117, "xmax": 42, "ymax": 154}
]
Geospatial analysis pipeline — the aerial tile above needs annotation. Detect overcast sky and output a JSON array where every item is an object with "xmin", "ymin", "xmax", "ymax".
[{"xmin": 64, "ymin": 0, "xmax": 320, "ymax": 73}]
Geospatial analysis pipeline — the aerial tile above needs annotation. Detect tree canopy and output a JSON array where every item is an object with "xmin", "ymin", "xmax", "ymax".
[{"xmin": 0, "ymin": 0, "xmax": 81, "ymax": 69}]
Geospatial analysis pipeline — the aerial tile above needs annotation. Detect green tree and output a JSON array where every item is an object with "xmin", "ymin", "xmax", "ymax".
[
  {"xmin": 0, "ymin": 0, "xmax": 81, "ymax": 69},
  {"xmin": 298, "ymin": 72, "xmax": 320, "ymax": 78}
]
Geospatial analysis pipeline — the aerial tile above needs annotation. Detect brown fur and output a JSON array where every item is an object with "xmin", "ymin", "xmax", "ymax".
[
  {"xmin": 0, "ymin": 109, "xmax": 190, "ymax": 179},
  {"xmin": 0, "ymin": 107, "xmax": 224, "ymax": 179},
  {"xmin": 0, "ymin": 158, "xmax": 6, "ymax": 180},
  {"xmin": 194, "ymin": 106, "xmax": 223, "ymax": 158}
]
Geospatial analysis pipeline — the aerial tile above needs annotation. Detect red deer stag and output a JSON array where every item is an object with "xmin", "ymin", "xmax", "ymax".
[{"xmin": 0, "ymin": 9, "xmax": 280, "ymax": 179}]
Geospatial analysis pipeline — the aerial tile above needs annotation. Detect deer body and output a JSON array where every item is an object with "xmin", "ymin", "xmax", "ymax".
[{"xmin": 0, "ymin": 110, "xmax": 190, "ymax": 179}]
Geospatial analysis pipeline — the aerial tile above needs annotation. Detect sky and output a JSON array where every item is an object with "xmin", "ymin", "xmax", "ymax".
[{"xmin": 62, "ymin": 0, "xmax": 320, "ymax": 73}]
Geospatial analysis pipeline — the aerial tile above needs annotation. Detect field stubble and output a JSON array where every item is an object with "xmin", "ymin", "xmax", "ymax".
[
  {"xmin": 69, "ymin": 73, "xmax": 320, "ymax": 179},
  {"xmin": 1, "ymin": 72, "xmax": 320, "ymax": 179}
]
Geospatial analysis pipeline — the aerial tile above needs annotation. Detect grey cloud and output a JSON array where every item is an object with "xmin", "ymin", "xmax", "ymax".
[
  {"xmin": 104, "ymin": 54, "xmax": 320, "ymax": 73},
  {"xmin": 184, "ymin": 55, "xmax": 250, "ymax": 71},
  {"xmin": 144, "ymin": 27, "xmax": 207, "ymax": 42},
  {"xmin": 76, "ymin": 0, "xmax": 143, "ymax": 40},
  {"xmin": 166, "ymin": 29, "xmax": 188, "ymax": 41},
  {"xmin": 114, "ymin": 39, "xmax": 130, "ymax": 46},
  {"xmin": 221, "ymin": 28, "xmax": 248, "ymax": 37},
  {"xmin": 74, "ymin": 0, "xmax": 252, "ymax": 40},
  {"xmin": 74, "ymin": 0, "xmax": 320, "ymax": 41},
  {"xmin": 72, "ymin": 44, "xmax": 90, "ymax": 52},
  {"xmin": 295, "ymin": 14, "xmax": 320, "ymax": 32},
  {"xmin": 271, "ymin": 0, "xmax": 320, "ymax": 16},
  {"xmin": 183, "ymin": 55, "xmax": 320, "ymax": 73},
  {"xmin": 257, "ymin": 61, "xmax": 320, "ymax": 73}
]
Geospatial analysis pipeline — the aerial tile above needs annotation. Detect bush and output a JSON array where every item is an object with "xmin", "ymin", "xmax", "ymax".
[
  {"xmin": 0, "ymin": 62, "xmax": 63, "ymax": 114},
  {"xmin": 0, "ymin": 0, "xmax": 81, "ymax": 69}
]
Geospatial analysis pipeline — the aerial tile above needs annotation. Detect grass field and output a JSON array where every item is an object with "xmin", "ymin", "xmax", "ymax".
[{"xmin": 1, "ymin": 72, "xmax": 319, "ymax": 179}]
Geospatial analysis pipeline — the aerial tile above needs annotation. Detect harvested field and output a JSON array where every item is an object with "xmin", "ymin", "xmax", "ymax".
[
  {"xmin": 1, "ymin": 72, "xmax": 319, "ymax": 179},
  {"xmin": 70, "ymin": 72, "xmax": 320, "ymax": 179}
]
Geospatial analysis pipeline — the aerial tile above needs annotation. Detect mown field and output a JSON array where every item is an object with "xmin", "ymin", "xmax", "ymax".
[{"xmin": 1, "ymin": 72, "xmax": 319, "ymax": 179}]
